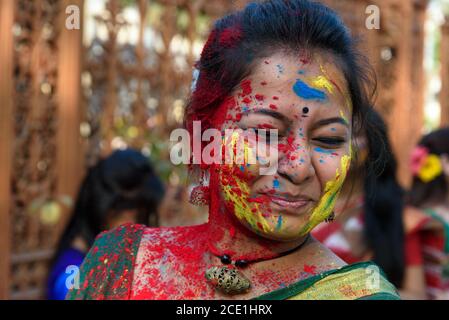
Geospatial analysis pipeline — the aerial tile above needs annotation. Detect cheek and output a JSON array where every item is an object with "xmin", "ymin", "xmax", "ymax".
[{"xmin": 312, "ymin": 151, "xmax": 344, "ymax": 188}]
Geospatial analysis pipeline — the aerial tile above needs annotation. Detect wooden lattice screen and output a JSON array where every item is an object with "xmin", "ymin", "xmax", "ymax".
[
  {"xmin": 441, "ymin": 15, "xmax": 449, "ymax": 127},
  {"xmin": 0, "ymin": 0, "xmax": 433, "ymax": 299}
]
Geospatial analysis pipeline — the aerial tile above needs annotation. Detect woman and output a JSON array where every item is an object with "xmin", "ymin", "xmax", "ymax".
[
  {"xmin": 402, "ymin": 128, "xmax": 449, "ymax": 299},
  {"xmin": 47, "ymin": 149, "xmax": 165, "ymax": 300},
  {"xmin": 68, "ymin": 0, "xmax": 399, "ymax": 300},
  {"xmin": 313, "ymin": 109, "xmax": 405, "ymax": 289}
]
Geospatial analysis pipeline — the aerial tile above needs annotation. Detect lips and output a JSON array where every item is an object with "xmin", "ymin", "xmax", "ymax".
[
  {"xmin": 268, "ymin": 195, "xmax": 312, "ymax": 209},
  {"xmin": 269, "ymin": 196, "xmax": 311, "ymax": 209},
  {"xmin": 254, "ymin": 191, "xmax": 314, "ymax": 212}
]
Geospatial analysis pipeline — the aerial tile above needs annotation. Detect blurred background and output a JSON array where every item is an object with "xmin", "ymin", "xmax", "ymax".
[{"xmin": 0, "ymin": 0, "xmax": 448, "ymax": 299}]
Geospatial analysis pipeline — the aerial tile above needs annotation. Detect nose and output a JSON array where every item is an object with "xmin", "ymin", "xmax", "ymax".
[{"xmin": 276, "ymin": 140, "xmax": 315, "ymax": 185}]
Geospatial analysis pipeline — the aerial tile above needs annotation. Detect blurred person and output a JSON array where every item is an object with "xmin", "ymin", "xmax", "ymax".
[
  {"xmin": 402, "ymin": 128, "xmax": 449, "ymax": 299},
  {"xmin": 46, "ymin": 149, "xmax": 165, "ymax": 300},
  {"xmin": 313, "ymin": 109, "xmax": 405, "ymax": 289}
]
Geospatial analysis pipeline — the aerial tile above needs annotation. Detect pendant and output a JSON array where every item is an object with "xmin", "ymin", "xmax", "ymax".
[{"xmin": 205, "ymin": 266, "xmax": 251, "ymax": 295}]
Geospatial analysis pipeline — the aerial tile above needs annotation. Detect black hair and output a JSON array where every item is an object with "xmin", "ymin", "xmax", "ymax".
[
  {"xmin": 407, "ymin": 128, "xmax": 449, "ymax": 207},
  {"xmin": 362, "ymin": 109, "xmax": 405, "ymax": 287},
  {"xmin": 53, "ymin": 149, "xmax": 165, "ymax": 261},
  {"xmin": 185, "ymin": 0, "xmax": 375, "ymax": 142}
]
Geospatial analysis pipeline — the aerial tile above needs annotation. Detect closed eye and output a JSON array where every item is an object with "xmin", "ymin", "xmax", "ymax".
[
  {"xmin": 312, "ymin": 137, "xmax": 346, "ymax": 147},
  {"xmin": 248, "ymin": 128, "xmax": 281, "ymax": 144}
]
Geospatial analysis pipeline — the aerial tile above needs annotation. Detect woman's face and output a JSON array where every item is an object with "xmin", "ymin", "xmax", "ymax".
[{"xmin": 213, "ymin": 51, "xmax": 352, "ymax": 241}]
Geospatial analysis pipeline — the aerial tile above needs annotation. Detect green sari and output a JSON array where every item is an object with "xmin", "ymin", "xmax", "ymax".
[
  {"xmin": 68, "ymin": 224, "xmax": 400, "ymax": 300},
  {"xmin": 253, "ymin": 262, "xmax": 399, "ymax": 300}
]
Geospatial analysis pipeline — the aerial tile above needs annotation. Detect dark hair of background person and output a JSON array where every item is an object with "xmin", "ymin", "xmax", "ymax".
[
  {"xmin": 184, "ymin": 0, "xmax": 376, "ymax": 154},
  {"xmin": 361, "ymin": 109, "xmax": 405, "ymax": 287},
  {"xmin": 407, "ymin": 127, "xmax": 449, "ymax": 208},
  {"xmin": 52, "ymin": 148, "xmax": 165, "ymax": 263}
]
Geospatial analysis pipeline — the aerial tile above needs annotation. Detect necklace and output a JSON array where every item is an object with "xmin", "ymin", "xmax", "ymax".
[{"xmin": 205, "ymin": 234, "xmax": 311, "ymax": 295}]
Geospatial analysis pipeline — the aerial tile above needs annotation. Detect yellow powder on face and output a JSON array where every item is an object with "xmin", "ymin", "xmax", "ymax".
[
  {"xmin": 220, "ymin": 131, "xmax": 272, "ymax": 233},
  {"xmin": 319, "ymin": 63, "xmax": 353, "ymax": 111},
  {"xmin": 309, "ymin": 75, "xmax": 334, "ymax": 95},
  {"xmin": 221, "ymin": 177, "xmax": 272, "ymax": 233},
  {"xmin": 299, "ymin": 153, "xmax": 352, "ymax": 236}
]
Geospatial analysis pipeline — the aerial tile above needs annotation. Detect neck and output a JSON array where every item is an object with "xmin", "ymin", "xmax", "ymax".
[{"xmin": 204, "ymin": 172, "xmax": 308, "ymax": 262}]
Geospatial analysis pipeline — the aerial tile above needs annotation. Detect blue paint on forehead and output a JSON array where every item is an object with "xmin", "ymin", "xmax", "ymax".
[{"xmin": 292, "ymin": 79, "xmax": 327, "ymax": 101}]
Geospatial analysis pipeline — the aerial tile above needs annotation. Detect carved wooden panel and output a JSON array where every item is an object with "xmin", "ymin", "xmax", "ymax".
[
  {"xmin": 441, "ymin": 16, "xmax": 449, "ymax": 127},
  {"xmin": 10, "ymin": 0, "xmax": 63, "ymax": 299}
]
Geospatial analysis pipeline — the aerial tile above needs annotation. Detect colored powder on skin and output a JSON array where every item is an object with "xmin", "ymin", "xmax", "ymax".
[
  {"xmin": 269, "ymin": 104, "xmax": 277, "ymax": 110},
  {"xmin": 229, "ymin": 226, "xmax": 236, "ymax": 238},
  {"xmin": 310, "ymin": 75, "xmax": 334, "ymax": 95},
  {"xmin": 319, "ymin": 64, "xmax": 353, "ymax": 111},
  {"xmin": 220, "ymin": 133, "xmax": 272, "ymax": 233},
  {"xmin": 273, "ymin": 178, "xmax": 280, "ymax": 189},
  {"xmin": 240, "ymin": 79, "xmax": 252, "ymax": 97},
  {"xmin": 259, "ymin": 123, "xmax": 275, "ymax": 129},
  {"xmin": 273, "ymin": 96, "xmax": 279, "ymax": 100},
  {"xmin": 276, "ymin": 64, "xmax": 284, "ymax": 75},
  {"xmin": 314, "ymin": 147, "xmax": 334, "ymax": 154},
  {"xmin": 299, "ymin": 154, "xmax": 351, "ymax": 235},
  {"xmin": 261, "ymin": 81, "xmax": 267, "ymax": 86},
  {"xmin": 292, "ymin": 79, "xmax": 327, "ymax": 101},
  {"xmin": 255, "ymin": 94, "xmax": 265, "ymax": 101},
  {"xmin": 242, "ymin": 97, "xmax": 252, "ymax": 104},
  {"xmin": 339, "ymin": 110, "xmax": 349, "ymax": 126},
  {"xmin": 300, "ymin": 57, "xmax": 309, "ymax": 64},
  {"xmin": 276, "ymin": 215, "xmax": 283, "ymax": 231},
  {"xmin": 303, "ymin": 264, "xmax": 317, "ymax": 275}
]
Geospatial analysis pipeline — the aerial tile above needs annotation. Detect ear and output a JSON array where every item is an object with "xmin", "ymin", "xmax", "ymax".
[{"xmin": 441, "ymin": 154, "xmax": 449, "ymax": 178}]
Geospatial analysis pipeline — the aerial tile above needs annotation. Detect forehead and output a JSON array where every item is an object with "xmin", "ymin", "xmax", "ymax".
[{"xmin": 236, "ymin": 51, "xmax": 351, "ymax": 117}]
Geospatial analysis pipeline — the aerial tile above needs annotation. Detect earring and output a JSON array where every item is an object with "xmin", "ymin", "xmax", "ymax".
[
  {"xmin": 189, "ymin": 171, "xmax": 210, "ymax": 206},
  {"xmin": 325, "ymin": 211, "xmax": 335, "ymax": 223}
]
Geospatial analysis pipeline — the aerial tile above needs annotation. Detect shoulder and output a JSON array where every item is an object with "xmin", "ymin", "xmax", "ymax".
[
  {"xmin": 403, "ymin": 206, "xmax": 439, "ymax": 234},
  {"xmin": 131, "ymin": 224, "xmax": 210, "ymax": 299},
  {"xmin": 67, "ymin": 223, "xmax": 147, "ymax": 300},
  {"xmin": 326, "ymin": 262, "xmax": 400, "ymax": 300}
]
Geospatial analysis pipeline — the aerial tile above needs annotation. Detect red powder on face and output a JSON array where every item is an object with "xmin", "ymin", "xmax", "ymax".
[
  {"xmin": 300, "ymin": 57, "xmax": 310, "ymax": 64},
  {"xmin": 255, "ymin": 94, "xmax": 265, "ymax": 101},
  {"xmin": 242, "ymin": 97, "xmax": 252, "ymax": 104},
  {"xmin": 240, "ymin": 79, "xmax": 252, "ymax": 97},
  {"xmin": 229, "ymin": 226, "xmax": 236, "ymax": 238},
  {"xmin": 235, "ymin": 112, "xmax": 242, "ymax": 121},
  {"xmin": 261, "ymin": 81, "xmax": 267, "ymax": 86},
  {"xmin": 259, "ymin": 123, "xmax": 275, "ymax": 129},
  {"xmin": 272, "ymin": 96, "xmax": 279, "ymax": 100},
  {"xmin": 247, "ymin": 194, "xmax": 270, "ymax": 204},
  {"xmin": 269, "ymin": 104, "xmax": 277, "ymax": 110}
]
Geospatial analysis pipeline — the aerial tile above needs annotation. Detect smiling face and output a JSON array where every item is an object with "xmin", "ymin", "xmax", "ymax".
[{"xmin": 211, "ymin": 51, "xmax": 353, "ymax": 241}]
